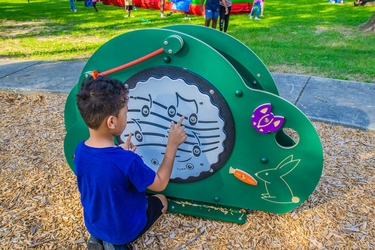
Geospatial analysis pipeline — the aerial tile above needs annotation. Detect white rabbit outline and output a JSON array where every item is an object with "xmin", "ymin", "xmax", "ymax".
[{"xmin": 255, "ymin": 155, "xmax": 301, "ymax": 204}]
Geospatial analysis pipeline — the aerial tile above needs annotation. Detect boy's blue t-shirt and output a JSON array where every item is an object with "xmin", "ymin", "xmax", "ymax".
[
  {"xmin": 74, "ymin": 141, "xmax": 156, "ymax": 245},
  {"xmin": 206, "ymin": 0, "xmax": 221, "ymax": 10}
]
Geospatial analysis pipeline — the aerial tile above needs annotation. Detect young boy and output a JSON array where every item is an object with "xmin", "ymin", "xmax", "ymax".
[{"xmin": 74, "ymin": 76, "xmax": 187, "ymax": 249}]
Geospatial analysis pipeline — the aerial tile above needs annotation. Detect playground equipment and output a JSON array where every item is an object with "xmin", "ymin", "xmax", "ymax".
[
  {"xmin": 101, "ymin": 0, "xmax": 252, "ymax": 15},
  {"xmin": 64, "ymin": 25, "xmax": 324, "ymax": 224}
]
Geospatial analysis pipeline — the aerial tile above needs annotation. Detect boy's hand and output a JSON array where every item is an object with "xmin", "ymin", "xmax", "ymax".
[
  {"xmin": 168, "ymin": 116, "xmax": 187, "ymax": 148},
  {"xmin": 119, "ymin": 132, "xmax": 137, "ymax": 152},
  {"xmin": 148, "ymin": 116, "xmax": 187, "ymax": 192}
]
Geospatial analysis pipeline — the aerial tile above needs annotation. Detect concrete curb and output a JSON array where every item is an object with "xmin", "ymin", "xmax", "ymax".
[{"xmin": 1, "ymin": 60, "xmax": 374, "ymax": 130}]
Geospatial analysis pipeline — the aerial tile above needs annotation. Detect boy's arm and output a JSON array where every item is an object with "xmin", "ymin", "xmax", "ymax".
[
  {"xmin": 148, "ymin": 116, "xmax": 187, "ymax": 192},
  {"xmin": 221, "ymin": 0, "xmax": 228, "ymax": 14},
  {"xmin": 200, "ymin": 0, "xmax": 205, "ymax": 13}
]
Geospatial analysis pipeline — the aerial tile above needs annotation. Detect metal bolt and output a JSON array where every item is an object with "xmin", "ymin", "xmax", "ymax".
[
  {"xmin": 209, "ymin": 89, "xmax": 214, "ymax": 95},
  {"xmin": 257, "ymin": 73, "xmax": 261, "ymax": 78},
  {"xmin": 163, "ymin": 56, "xmax": 171, "ymax": 63},
  {"xmin": 253, "ymin": 80, "xmax": 257, "ymax": 85},
  {"xmin": 235, "ymin": 90, "xmax": 243, "ymax": 97},
  {"xmin": 164, "ymin": 41, "xmax": 168, "ymax": 45},
  {"xmin": 168, "ymin": 49, "xmax": 173, "ymax": 54}
]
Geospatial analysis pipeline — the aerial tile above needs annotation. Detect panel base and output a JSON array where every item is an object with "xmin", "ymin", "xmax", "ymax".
[{"xmin": 167, "ymin": 198, "xmax": 247, "ymax": 224}]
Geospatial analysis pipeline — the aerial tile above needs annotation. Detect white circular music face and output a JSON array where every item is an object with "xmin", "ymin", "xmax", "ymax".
[{"xmin": 119, "ymin": 70, "xmax": 234, "ymax": 183}]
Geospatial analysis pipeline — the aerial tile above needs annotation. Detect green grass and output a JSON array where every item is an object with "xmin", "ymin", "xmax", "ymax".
[{"xmin": 0, "ymin": 0, "xmax": 374, "ymax": 82}]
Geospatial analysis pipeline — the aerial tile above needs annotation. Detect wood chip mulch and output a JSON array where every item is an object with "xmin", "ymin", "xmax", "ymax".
[{"xmin": 0, "ymin": 91, "xmax": 374, "ymax": 249}]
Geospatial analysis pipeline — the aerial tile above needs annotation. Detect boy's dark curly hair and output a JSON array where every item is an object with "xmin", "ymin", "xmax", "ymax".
[{"xmin": 76, "ymin": 76, "xmax": 129, "ymax": 129}]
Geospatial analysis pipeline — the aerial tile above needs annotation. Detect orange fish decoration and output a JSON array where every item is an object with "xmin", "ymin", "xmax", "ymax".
[{"xmin": 229, "ymin": 167, "xmax": 258, "ymax": 186}]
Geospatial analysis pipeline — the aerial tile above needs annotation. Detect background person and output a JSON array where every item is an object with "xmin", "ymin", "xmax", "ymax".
[
  {"xmin": 201, "ymin": 0, "xmax": 228, "ymax": 29},
  {"xmin": 124, "ymin": 0, "xmax": 134, "ymax": 17},
  {"xmin": 70, "ymin": 0, "xmax": 77, "ymax": 12},
  {"xmin": 160, "ymin": 0, "xmax": 166, "ymax": 18},
  {"xmin": 92, "ymin": 0, "xmax": 98, "ymax": 12},
  {"xmin": 219, "ymin": 0, "xmax": 232, "ymax": 32},
  {"xmin": 249, "ymin": 0, "xmax": 261, "ymax": 20}
]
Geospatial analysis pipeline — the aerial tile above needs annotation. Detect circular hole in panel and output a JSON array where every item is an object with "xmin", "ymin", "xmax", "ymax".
[{"xmin": 275, "ymin": 128, "xmax": 300, "ymax": 149}]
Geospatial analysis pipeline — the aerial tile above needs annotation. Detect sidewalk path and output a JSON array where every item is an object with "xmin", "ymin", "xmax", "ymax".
[{"xmin": 1, "ymin": 60, "xmax": 374, "ymax": 131}]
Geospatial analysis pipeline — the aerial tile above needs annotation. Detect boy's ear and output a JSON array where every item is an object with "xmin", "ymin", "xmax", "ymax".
[{"xmin": 106, "ymin": 115, "xmax": 116, "ymax": 129}]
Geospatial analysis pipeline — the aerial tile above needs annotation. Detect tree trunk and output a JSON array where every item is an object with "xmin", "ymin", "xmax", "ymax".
[{"xmin": 359, "ymin": 11, "xmax": 375, "ymax": 32}]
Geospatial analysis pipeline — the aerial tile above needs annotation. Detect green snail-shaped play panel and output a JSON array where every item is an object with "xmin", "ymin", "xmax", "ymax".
[{"xmin": 64, "ymin": 25, "xmax": 323, "ymax": 224}]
